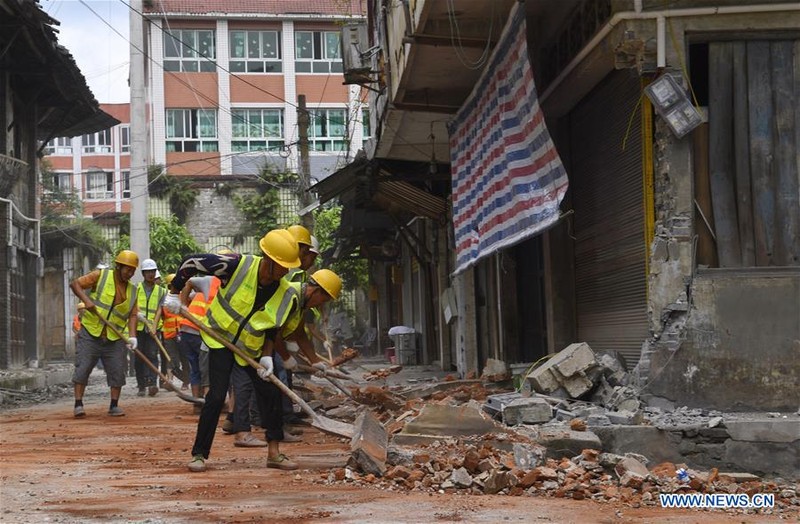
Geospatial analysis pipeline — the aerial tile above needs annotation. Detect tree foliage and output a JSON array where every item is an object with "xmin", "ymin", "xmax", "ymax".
[
  {"xmin": 114, "ymin": 215, "xmax": 200, "ymax": 273},
  {"xmin": 313, "ymin": 203, "xmax": 367, "ymax": 290},
  {"xmin": 232, "ymin": 169, "xmax": 298, "ymax": 240},
  {"xmin": 39, "ymin": 165, "xmax": 110, "ymax": 263}
]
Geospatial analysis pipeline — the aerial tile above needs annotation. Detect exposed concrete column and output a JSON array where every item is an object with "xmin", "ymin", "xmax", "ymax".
[
  {"xmin": 129, "ymin": 0, "xmax": 150, "ymax": 270},
  {"xmin": 282, "ymin": 21, "xmax": 298, "ymax": 172},
  {"xmin": 216, "ymin": 19, "xmax": 232, "ymax": 176},
  {"xmin": 454, "ymin": 267, "xmax": 478, "ymax": 377}
]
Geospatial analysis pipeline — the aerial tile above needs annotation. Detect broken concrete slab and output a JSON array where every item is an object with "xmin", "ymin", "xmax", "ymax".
[
  {"xmin": 724, "ymin": 419, "xmax": 800, "ymax": 443},
  {"xmin": 591, "ymin": 425, "xmax": 684, "ymax": 465},
  {"xmin": 399, "ymin": 379, "xmax": 484, "ymax": 400},
  {"xmin": 393, "ymin": 403, "xmax": 514, "ymax": 448},
  {"xmin": 552, "ymin": 343, "xmax": 597, "ymax": 377},
  {"xmin": 349, "ymin": 411, "xmax": 388, "ymax": 476},
  {"xmin": 512, "ymin": 442, "xmax": 545, "ymax": 469},
  {"xmin": 487, "ymin": 394, "xmax": 552, "ymax": 426},
  {"xmin": 450, "ymin": 467, "xmax": 473, "ymax": 488},
  {"xmin": 518, "ymin": 425, "xmax": 602, "ymax": 459},
  {"xmin": 615, "ymin": 457, "xmax": 650, "ymax": 487}
]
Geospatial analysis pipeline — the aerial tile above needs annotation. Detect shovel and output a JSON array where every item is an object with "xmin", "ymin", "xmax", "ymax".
[
  {"xmin": 180, "ymin": 306, "xmax": 354, "ymax": 439},
  {"xmin": 137, "ymin": 314, "xmax": 171, "ymax": 364},
  {"xmin": 87, "ymin": 308, "xmax": 204, "ymax": 406}
]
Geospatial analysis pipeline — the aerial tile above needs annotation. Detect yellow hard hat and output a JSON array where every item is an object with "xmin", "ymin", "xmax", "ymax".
[
  {"xmin": 287, "ymin": 224, "xmax": 313, "ymax": 247},
  {"xmin": 217, "ymin": 248, "xmax": 235, "ymax": 255},
  {"xmin": 310, "ymin": 269, "xmax": 342, "ymax": 300},
  {"xmin": 77, "ymin": 302, "xmax": 86, "ymax": 310},
  {"xmin": 165, "ymin": 273, "xmax": 176, "ymax": 285},
  {"xmin": 114, "ymin": 249, "xmax": 139, "ymax": 268},
  {"xmin": 258, "ymin": 229, "xmax": 301, "ymax": 269}
]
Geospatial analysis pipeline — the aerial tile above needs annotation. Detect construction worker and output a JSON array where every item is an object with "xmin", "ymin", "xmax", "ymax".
[
  {"xmin": 153, "ymin": 273, "xmax": 186, "ymax": 389},
  {"xmin": 280, "ymin": 269, "xmax": 342, "ymax": 370},
  {"xmin": 164, "ymin": 229, "xmax": 301, "ymax": 473},
  {"xmin": 69, "ymin": 250, "xmax": 140, "ymax": 418},
  {"xmin": 134, "ymin": 258, "xmax": 166, "ymax": 397},
  {"xmin": 286, "ymin": 225, "xmax": 319, "ymax": 284}
]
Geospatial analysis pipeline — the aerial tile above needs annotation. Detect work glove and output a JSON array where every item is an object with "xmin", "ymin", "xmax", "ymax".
[
  {"xmin": 323, "ymin": 340, "xmax": 333, "ymax": 353},
  {"xmin": 284, "ymin": 341, "xmax": 300, "ymax": 354},
  {"xmin": 257, "ymin": 356, "xmax": 274, "ymax": 380},
  {"xmin": 137, "ymin": 312, "xmax": 148, "ymax": 323},
  {"xmin": 163, "ymin": 293, "xmax": 182, "ymax": 314},
  {"xmin": 127, "ymin": 337, "xmax": 138, "ymax": 351},
  {"xmin": 283, "ymin": 356, "xmax": 298, "ymax": 371},
  {"xmin": 312, "ymin": 360, "xmax": 329, "ymax": 372}
]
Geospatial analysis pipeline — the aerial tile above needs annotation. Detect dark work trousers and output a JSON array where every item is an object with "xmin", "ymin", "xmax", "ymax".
[
  {"xmin": 230, "ymin": 363, "xmax": 254, "ymax": 433},
  {"xmin": 273, "ymin": 354, "xmax": 294, "ymax": 417},
  {"xmin": 191, "ymin": 346, "xmax": 284, "ymax": 460},
  {"xmin": 134, "ymin": 330, "xmax": 158, "ymax": 389}
]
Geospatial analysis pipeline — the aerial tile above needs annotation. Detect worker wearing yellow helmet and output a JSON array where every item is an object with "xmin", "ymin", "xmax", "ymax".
[
  {"xmin": 68, "ymin": 249, "xmax": 140, "ymax": 418},
  {"xmin": 163, "ymin": 229, "xmax": 302, "ymax": 473},
  {"xmin": 286, "ymin": 225, "xmax": 319, "ymax": 284}
]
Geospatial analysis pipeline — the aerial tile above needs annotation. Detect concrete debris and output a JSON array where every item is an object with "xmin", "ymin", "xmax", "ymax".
[
  {"xmin": 614, "ymin": 457, "xmax": 650, "ymax": 487},
  {"xmin": 485, "ymin": 392, "xmax": 553, "ymax": 425},
  {"xmin": 481, "ymin": 358, "xmax": 511, "ymax": 382},
  {"xmin": 349, "ymin": 411, "xmax": 388, "ymax": 476}
]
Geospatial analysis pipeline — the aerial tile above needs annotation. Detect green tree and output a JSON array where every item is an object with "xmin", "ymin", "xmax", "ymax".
[
  {"xmin": 39, "ymin": 165, "xmax": 110, "ymax": 263},
  {"xmin": 115, "ymin": 215, "xmax": 200, "ymax": 272},
  {"xmin": 148, "ymin": 165, "xmax": 199, "ymax": 221},
  {"xmin": 313, "ymin": 203, "xmax": 367, "ymax": 290}
]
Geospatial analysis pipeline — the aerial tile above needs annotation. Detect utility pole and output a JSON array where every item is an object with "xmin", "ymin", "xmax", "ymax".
[
  {"xmin": 129, "ymin": 0, "xmax": 150, "ymax": 277},
  {"xmin": 297, "ymin": 94, "xmax": 314, "ymax": 231}
]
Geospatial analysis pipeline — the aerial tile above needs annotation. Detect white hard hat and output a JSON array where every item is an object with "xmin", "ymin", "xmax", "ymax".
[
  {"xmin": 141, "ymin": 258, "xmax": 158, "ymax": 271},
  {"xmin": 309, "ymin": 235, "xmax": 320, "ymax": 254}
]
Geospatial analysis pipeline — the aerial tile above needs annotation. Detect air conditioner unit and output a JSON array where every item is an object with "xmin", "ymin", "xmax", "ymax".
[{"xmin": 340, "ymin": 23, "xmax": 377, "ymax": 86}]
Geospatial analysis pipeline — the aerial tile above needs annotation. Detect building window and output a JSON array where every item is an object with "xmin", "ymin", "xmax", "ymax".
[
  {"xmin": 166, "ymin": 109, "xmax": 219, "ymax": 152},
  {"xmin": 230, "ymin": 30, "xmax": 282, "ymax": 73},
  {"xmin": 120, "ymin": 126, "xmax": 130, "ymax": 153},
  {"xmin": 44, "ymin": 137, "xmax": 72, "ymax": 155},
  {"xmin": 85, "ymin": 171, "xmax": 114, "ymax": 200},
  {"xmin": 82, "ymin": 130, "xmax": 112, "ymax": 154},
  {"xmin": 295, "ymin": 31, "xmax": 342, "ymax": 73},
  {"xmin": 310, "ymin": 108, "xmax": 347, "ymax": 151},
  {"xmin": 362, "ymin": 108, "xmax": 371, "ymax": 139},
  {"xmin": 231, "ymin": 108, "xmax": 284, "ymax": 152},
  {"xmin": 164, "ymin": 29, "xmax": 216, "ymax": 72},
  {"xmin": 122, "ymin": 171, "xmax": 130, "ymax": 199},
  {"xmin": 49, "ymin": 172, "xmax": 72, "ymax": 192}
]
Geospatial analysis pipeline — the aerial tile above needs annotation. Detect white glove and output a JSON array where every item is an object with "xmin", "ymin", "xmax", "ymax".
[
  {"xmin": 312, "ymin": 361, "xmax": 329, "ymax": 372},
  {"xmin": 137, "ymin": 312, "xmax": 147, "ymax": 323},
  {"xmin": 284, "ymin": 341, "xmax": 300, "ymax": 354},
  {"xmin": 283, "ymin": 356, "xmax": 298, "ymax": 371},
  {"xmin": 163, "ymin": 293, "xmax": 182, "ymax": 314},
  {"xmin": 127, "ymin": 337, "xmax": 138, "ymax": 350},
  {"xmin": 323, "ymin": 340, "xmax": 333, "ymax": 353},
  {"xmin": 257, "ymin": 356, "xmax": 274, "ymax": 380}
]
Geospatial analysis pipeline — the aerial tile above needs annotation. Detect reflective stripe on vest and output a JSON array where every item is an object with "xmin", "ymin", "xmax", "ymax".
[
  {"xmin": 281, "ymin": 281, "xmax": 322, "ymax": 339},
  {"xmin": 178, "ymin": 277, "xmax": 220, "ymax": 330},
  {"xmin": 161, "ymin": 309, "xmax": 181, "ymax": 339},
  {"xmin": 202, "ymin": 255, "xmax": 299, "ymax": 363},
  {"xmin": 137, "ymin": 283, "xmax": 166, "ymax": 331},
  {"xmin": 81, "ymin": 269, "xmax": 135, "ymax": 340}
]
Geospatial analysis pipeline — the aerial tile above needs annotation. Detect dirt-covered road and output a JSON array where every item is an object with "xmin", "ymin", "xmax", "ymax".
[{"xmin": 0, "ymin": 378, "xmax": 792, "ymax": 523}]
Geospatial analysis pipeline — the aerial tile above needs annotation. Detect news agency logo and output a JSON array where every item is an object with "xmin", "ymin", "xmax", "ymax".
[{"xmin": 659, "ymin": 493, "xmax": 775, "ymax": 509}]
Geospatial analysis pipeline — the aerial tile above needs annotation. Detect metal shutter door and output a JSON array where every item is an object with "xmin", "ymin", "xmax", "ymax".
[{"xmin": 569, "ymin": 70, "xmax": 648, "ymax": 368}]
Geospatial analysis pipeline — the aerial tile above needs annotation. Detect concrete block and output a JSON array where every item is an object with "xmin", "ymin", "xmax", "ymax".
[
  {"xmin": 615, "ymin": 457, "xmax": 650, "ymax": 487},
  {"xmin": 522, "ymin": 426, "xmax": 602, "ymax": 459},
  {"xmin": 528, "ymin": 367, "xmax": 561, "ymax": 393},
  {"xmin": 400, "ymin": 404, "xmax": 503, "ymax": 438},
  {"xmin": 552, "ymin": 342, "xmax": 597, "ymax": 377},
  {"xmin": 502, "ymin": 397, "xmax": 553, "ymax": 426},
  {"xmin": 606, "ymin": 410, "xmax": 643, "ymax": 425},
  {"xmin": 512, "ymin": 442, "xmax": 545, "ymax": 469},
  {"xmin": 450, "ymin": 467, "xmax": 473, "ymax": 488},
  {"xmin": 725, "ymin": 419, "xmax": 800, "ymax": 443},
  {"xmin": 349, "ymin": 411, "xmax": 388, "ymax": 476},
  {"xmin": 559, "ymin": 373, "xmax": 593, "ymax": 398}
]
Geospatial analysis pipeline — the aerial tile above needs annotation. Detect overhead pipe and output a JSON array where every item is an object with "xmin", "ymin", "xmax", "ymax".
[{"xmin": 540, "ymin": 1, "xmax": 800, "ymax": 103}]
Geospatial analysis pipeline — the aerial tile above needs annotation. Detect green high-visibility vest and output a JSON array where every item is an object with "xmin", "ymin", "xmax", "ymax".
[
  {"xmin": 81, "ymin": 269, "xmax": 135, "ymax": 340},
  {"xmin": 202, "ymin": 255, "xmax": 299, "ymax": 365},
  {"xmin": 136, "ymin": 282, "xmax": 166, "ymax": 331}
]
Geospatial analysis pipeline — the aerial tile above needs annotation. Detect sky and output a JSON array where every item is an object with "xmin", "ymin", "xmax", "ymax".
[{"xmin": 40, "ymin": 0, "xmax": 131, "ymax": 104}]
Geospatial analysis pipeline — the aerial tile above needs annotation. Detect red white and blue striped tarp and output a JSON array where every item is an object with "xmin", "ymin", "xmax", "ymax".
[{"xmin": 448, "ymin": 3, "xmax": 569, "ymax": 274}]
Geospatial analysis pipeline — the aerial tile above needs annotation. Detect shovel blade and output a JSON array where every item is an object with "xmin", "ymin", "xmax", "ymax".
[{"xmin": 310, "ymin": 414, "xmax": 355, "ymax": 439}]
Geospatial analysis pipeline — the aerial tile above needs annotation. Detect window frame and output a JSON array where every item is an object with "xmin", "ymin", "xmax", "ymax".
[
  {"xmin": 82, "ymin": 130, "xmax": 113, "ymax": 154},
  {"xmin": 309, "ymin": 108, "xmax": 348, "ymax": 151},
  {"xmin": 85, "ymin": 170, "xmax": 114, "ymax": 200},
  {"xmin": 43, "ymin": 137, "xmax": 73, "ymax": 155},
  {"xmin": 229, "ymin": 30, "xmax": 282, "ymax": 73},
  {"xmin": 120, "ymin": 126, "xmax": 130, "ymax": 153},
  {"xmin": 163, "ymin": 29, "xmax": 216, "ymax": 73},
  {"xmin": 166, "ymin": 109, "xmax": 219, "ymax": 153},
  {"xmin": 231, "ymin": 108, "xmax": 285, "ymax": 152},
  {"xmin": 294, "ymin": 30, "xmax": 343, "ymax": 74},
  {"xmin": 122, "ymin": 171, "xmax": 130, "ymax": 199}
]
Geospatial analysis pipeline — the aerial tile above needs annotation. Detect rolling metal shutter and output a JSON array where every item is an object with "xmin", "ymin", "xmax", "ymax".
[{"xmin": 569, "ymin": 70, "xmax": 648, "ymax": 368}]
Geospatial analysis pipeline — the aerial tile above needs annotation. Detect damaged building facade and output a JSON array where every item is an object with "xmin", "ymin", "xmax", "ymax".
[
  {"xmin": 325, "ymin": 0, "xmax": 800, "ymax": 412},
  {"xmin": 0, "ymin": 0, "xmax": 117, "ymax": 368}
]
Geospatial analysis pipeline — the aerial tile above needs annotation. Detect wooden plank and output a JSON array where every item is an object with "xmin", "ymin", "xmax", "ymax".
[
  {"xmin": 771, "ymin": 41, "xmax": 800, "ymax": 266},
  {"xmin": 693, "ymin": 123, "xmax": 718, "ymax": 267},
  {"xmin": 747, "ymin": 41, "xmax": 776, "ymax": 266},
  {"xmin": 732, "ymin": 42, "xmax": 755, "ymax": 266},
  {"xmin": 708, "ymin": 42, "xmax": 741, "ymax": 267}
]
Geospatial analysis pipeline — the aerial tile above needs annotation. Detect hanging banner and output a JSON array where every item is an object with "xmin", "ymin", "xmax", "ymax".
[{"xmin": 449, "ymin": 3, "xmax": 569, "ymax": 274}]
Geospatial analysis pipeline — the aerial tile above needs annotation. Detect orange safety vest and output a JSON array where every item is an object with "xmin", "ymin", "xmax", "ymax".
[
  {"xmin": 161, "ymin": 308, "xmax": 181, "ymax": 340},
  {"xmin": 179, "ymin": 277, "xmax": 220, "ymax": 330}
]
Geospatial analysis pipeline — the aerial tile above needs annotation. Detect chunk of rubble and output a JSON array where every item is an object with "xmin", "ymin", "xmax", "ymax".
[
  {"xmin": 485, "ymin": 392, "xmax": 553, "ymax": 425},
  {"xmin": 614, "ymin": 456, "xmax": 650, "ymax": 488},
  {"xmin": 518, "ymin": 425, "xmax": 602, "ymax": 458},
  {"xmin": 450, "ymin": 467, "xmax": 474, "ymax": 488},
  {"xmin": 349, "ymin": 411, "xmax": 388, "ymax": 476}
]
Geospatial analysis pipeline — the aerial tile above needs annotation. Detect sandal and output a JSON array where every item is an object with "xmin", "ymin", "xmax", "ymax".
[{"xmin": 267, "ymin": 453, "xmax": 298, "ymax": 471}]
